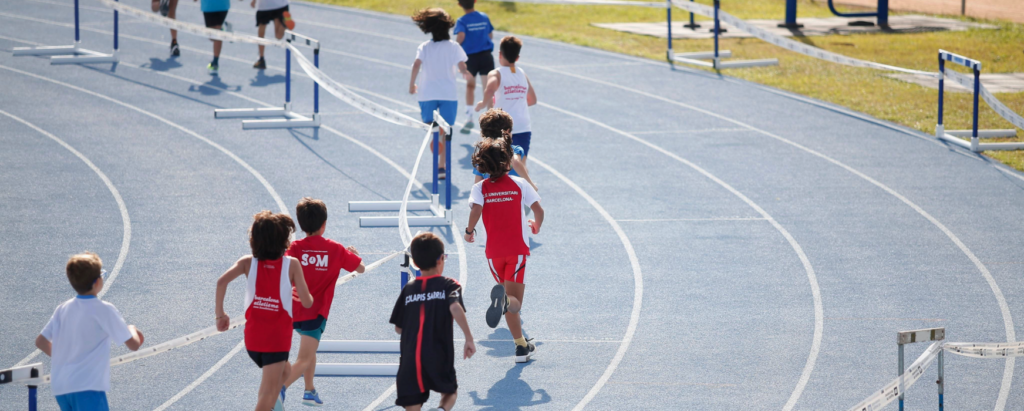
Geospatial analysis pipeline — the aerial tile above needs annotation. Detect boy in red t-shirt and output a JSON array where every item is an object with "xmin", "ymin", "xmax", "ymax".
[
  {"xmin": 282, "ymin": 197, "xmax": 365, "ymax": 406},
  {"xmin": 464, "ymin": 135, "xmax": 544, "ymax": 363}
]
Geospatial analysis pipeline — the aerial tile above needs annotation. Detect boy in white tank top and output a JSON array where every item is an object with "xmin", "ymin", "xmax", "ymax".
[{"xmin": 476, "ymin": 36, "xmax": 538, "ymax": 163}]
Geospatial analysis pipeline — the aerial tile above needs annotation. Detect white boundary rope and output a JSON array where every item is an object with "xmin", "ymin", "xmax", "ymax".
[
  {"xmin": 945, "ymin": 70, "xmax": 1024, "ymax": 130},
  {"xmin": 946, "ymin": 341, "xmax": 1024, "ymax": 358},
  {"xmin": 847, "ymin": 342, "xmax": 942, "ymax": 411}
]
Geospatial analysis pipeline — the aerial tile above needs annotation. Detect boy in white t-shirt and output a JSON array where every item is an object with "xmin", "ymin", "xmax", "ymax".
[
  {"xmin": 409, "ymin": 8, "xmax": 473, "ymax": 180},
  {"xmin": 35, "ymin": 252, "xmax": 145, "ymax": 411}
]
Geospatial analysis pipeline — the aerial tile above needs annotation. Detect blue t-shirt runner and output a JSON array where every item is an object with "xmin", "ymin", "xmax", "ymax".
[{"xmin": 455, "ymin": 11, "xmax": 494, "ymax": 55}]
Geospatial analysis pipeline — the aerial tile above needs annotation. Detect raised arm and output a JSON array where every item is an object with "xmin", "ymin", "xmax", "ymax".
[
  {"xmin": 290, "ymin": 257, "xmax": 314, "ymax": 309},
  {"xmin": 215, "ymin": 256, "xmax": 249, "ymax": 331},
  {"xmin": 451, "ymin": 302, "xmax": 476, "ymax": 359},
  {"xmin": 347, "ymin": 246, "xmax": 367, "ymax": 274},
  {"xmin": 476, "ymin": 70, "xmax": 501, "ymax": 112},
  {"xmin": 409, "ymin": 59, "xmax": 422, "ymax": 95}
]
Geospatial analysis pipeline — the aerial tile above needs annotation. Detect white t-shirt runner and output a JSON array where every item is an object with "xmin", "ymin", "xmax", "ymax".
[
  {"xmin": 415, "ymin": 40, "xmax": 468, "ymax": 102},
  {"xmin": 40, "ymin": 295, "xmax": 133, "ymax": 396},
  {"xmin": 256, "ymin": 0, "xmax": 288, "ymax": 11},
  {"xmin": 494, "ymin": 66, "xmax": 532, "ymax": 134}
]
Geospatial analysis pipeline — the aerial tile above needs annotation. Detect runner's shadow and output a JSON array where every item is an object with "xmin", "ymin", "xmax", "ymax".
[
  {"xmin": 189, "ymin": 75, "xmax": 242, "ymax": 96},
  {"xmin": 479, "ymin": 329, "xmax": 540, "ymax": 358},
  {"xmin": 459, "ymin": 143, "xmax": 476, "ymax": 170},
  {"xmin": 287, "ymin": 129, "xmax": 392, "ymax": 200},
  {"xmin": 468, "ymin": 363, "xmax": 551, "ymax": 410},
  {"xmin": 143, "ymin": 57, "xmax": 182, "ymax": 72},
  {"xmin": 250, "ymin": 70, "xmax": 286, "ymax": 87}
]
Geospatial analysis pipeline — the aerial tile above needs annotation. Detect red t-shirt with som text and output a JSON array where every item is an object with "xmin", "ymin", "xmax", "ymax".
[{"xmin": 287, "ymin": 235, "xmax": 362, "ymax": 322}]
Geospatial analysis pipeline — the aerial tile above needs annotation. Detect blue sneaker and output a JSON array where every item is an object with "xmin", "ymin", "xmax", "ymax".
[
  {"xmin": 302, "ymin": 389, "xmax": 323, "ymax": 406},
  {"xmin": 281, "ymin": 386, "xmax": 287, "ymax": 402}
]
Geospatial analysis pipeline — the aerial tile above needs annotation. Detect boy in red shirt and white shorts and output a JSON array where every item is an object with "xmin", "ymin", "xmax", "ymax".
[
  {"xmin": 282, "ymin": 197, "xmax": 365, "ymax": 406},
  {"xmin": 464, "ymin": 134, "xmax": 544, "ymax": 363}
]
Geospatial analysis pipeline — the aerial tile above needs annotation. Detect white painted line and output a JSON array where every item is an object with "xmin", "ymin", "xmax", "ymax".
[
  {"xmin": 627, "ymin": 128, "xmax": 750, "ymax": 135},
  {"xmin": 152, "ymin": 340, "xmax": 246, "ymax": 411},
  {"xmin": 2, "ymin": 109, "xmax": 131, "ymax": 367},
  {"xmin": 361, "ymin": 384, "xmax": 396, "ymax": 411},
  {"xmin": 529, "ymin": 65, "xmax": 1014, "ymax": 410},
  {"xmin": 617, "ymin": 217, "xmax": 767, "ymax": 222}
]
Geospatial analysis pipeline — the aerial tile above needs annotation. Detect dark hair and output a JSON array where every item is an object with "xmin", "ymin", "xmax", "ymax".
[
  {"xmin": 472, "ymin": 133, "xmax": 514, "ymax": 180},
  {"xmin": 296, "ymin": 197, "xmax": 327, "ymax": 235},
  {"xmin": 500, "ymin": 36, "xmax": 523, "ymax": 64},
  {"xmin": 458, "ymin": 0, "xmax": 475, "ymax": 9},
  {"xmin": 412, "ymin": 8, "xmax": 454, "ymax": 41},
  {"xmin": 249, "ymin": 210, "xmax": 295, "ymax": 261},
  {"xmin": 479, "ymin": 108, "xmax": 514, "ymax": 140},
  {"xmin": 410, "ymin": 232, "xmax": 445, "ymax": 271},
  {"xmin": 66, "ymin": 252, "xmax": 102, "ymax": 294}
]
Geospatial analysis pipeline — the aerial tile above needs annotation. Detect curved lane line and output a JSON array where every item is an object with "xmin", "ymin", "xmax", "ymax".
[{"xmin": 2, "ymin": 109, "xmax": 132, "ymax": 367}]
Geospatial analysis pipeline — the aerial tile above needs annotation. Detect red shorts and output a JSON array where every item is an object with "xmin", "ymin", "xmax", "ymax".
[{"xmin": 487, "ymin": 255, "xmax": 527, "ymax": 284}]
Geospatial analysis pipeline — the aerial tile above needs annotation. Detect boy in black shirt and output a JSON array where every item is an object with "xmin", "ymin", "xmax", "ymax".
[{"xmin": 391, "ymin": 232, "xmax": 476, "ymax": 411}]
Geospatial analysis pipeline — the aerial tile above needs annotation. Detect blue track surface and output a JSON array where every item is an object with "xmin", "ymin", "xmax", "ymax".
[{"xmin": 2, "ymin": 0, "xmax": 1024, "ymax": 409}]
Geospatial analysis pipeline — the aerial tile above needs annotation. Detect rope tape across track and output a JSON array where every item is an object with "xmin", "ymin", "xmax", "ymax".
[
  {"xmin": 945, "ymin": 70, "xmax": 1024, "ymax": 131},
  {"xmin": 95, "ymin": 0, "xmax": 286, "ymax": 48}
]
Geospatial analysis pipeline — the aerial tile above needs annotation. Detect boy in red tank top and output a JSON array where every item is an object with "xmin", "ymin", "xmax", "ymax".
[
  {"xmin": 215, "ymin": 211, "xmax": 314, "ymax": 411},
  {"xmin": 281, "ymin": 198, "xmax": 366, "ymax": 406},
  {"xmin": 464, "ymin": 134, "xmax": 545, "ymax": 363}
]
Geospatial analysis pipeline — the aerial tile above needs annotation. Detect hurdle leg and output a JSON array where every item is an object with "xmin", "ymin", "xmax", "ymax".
[
  {"xmin": 712, "ymin": 0, "xmax": 720, "ymax": 68},
  {"xmin": 29, "ymin": 385, "xmax": 37, "ymax": 411},
  {"xmin": 432, "ymin": 130, "xmax": 439, "ymax": 195},
  {"xmin": 665, "ymin": 1, "xmax": 672, "ymax": 62},
  {"xmin": 113, "ymin": 0, "xmax": 119, "ymax": 53},
  {"xmin": 898, "ymin": 344, "xmax": 905, "ymax": 411},
  {"xmin": 936, "ymin": 56, "xmax": 945, "ymax": 138},
  {"xmin": 445, "ymin": 129, "xmax": 452, "ymax": 211},
  {"xmin": 938, "ymin": 349, "xmax": 944, "ymax": 411},
  {"xmin": 314, "ymin": 49, "xmax": 320, "ymax": 118},
  {"xmin": 971, "ymin": 66, "xmax": 980, "ymax": 152}
]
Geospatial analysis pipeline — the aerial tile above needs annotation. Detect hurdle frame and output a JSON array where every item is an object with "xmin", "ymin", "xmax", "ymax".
[
  {"xmin": 936, "ymin": 50, "xmax": 1022, "ymax": 152},
  {"xmin": 667, "ymin": 0, "xmax": 777, "ymax": 69},
  {"xmin": 0, "ymin": 363, "xmax": 42, "ymax": 411},
  {"xmin": 350, "ymin": 110, "xmax": 454, "ymax": 228},
  {"xmin": 214, "ymin": 31, "xmax": 320, "ymax": 129},
  {"xmin": 12, "ymin": 0, "xmax": 118, "ymax": 64},
  {"xmin": 896, "ymin": 327, "xmax": 945, "ymax": 411}
]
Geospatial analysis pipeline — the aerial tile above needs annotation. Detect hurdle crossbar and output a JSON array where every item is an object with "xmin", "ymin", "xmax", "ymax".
[
  {"xmin": 937, "ymin": 50, "xmax": 1023, "ymax": 152},
  {"xmin": 1, "ymin": 363, "xmax": 41, "ymax": 411},
  {"xmin": 214, "ymin": 31, "xmax": 320, "ymax": 129},
  {"xmin": 666, "ymin": 0, "xmax": 778, "ymax": 70},
  {"xmin": 317, "ymin": 340, "xmax": 400, "ymax": 353},
  {"xmin": 12, "ymin": 0, "xmax": 118, "ymax": 64},
  {"xmin": 314, "ymin": 363, "xmax": 398, "ymax": 377}
]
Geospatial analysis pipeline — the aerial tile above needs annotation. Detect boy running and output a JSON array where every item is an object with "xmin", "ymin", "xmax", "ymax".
[
  {"xmin": 35, "ymin": 252, "xmax": 145, "ymax": 411},
  {"xmin": 251, "ymin": 0, "xmax": 296, "ymax": 69},
  {"xmin": 409, "ymin": 8, "xmax": 473, "ymax": 180},
  {"xmin": 282, "ymin": 198, "xmax": 365, "ymax": 407},
  {"xmin": 390, "ymin": 232, "xmax": 475, "ymax": 411},
  {"xmin": 476, "ymin": 36, "xmax": 538, "ymax": 163},
  {"xmin": 196, "ymin": 0, "xmax": 230, "ymax": 72},
  {"xmin": 454, "ymin": 0, "xmax": 494, "ymax": 134},
  {"xmin": 215, "ymin": 211, "xmax": 314, "ymax": 411},
  {"xmin": 464, "ymin": 136, "xmax": 544, "ymax": 363},
  {"xmin": 473, "ymin": 108, "xmax": 538, "ymax": 193},
  {"xmin": 151, "ymin": 0, "xmax": 180, "ymax": 56}
]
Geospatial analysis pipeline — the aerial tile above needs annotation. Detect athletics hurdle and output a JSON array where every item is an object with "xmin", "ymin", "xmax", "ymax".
[
  {"xmin": 350, "ymin": 110, "xmax": 454, "ymax": 228},
  {"xmin": 12, "ymin": 0, "xmax": 118, "ymax": 64},
  {"xmin": 0, "ymin": 363, "xmax": 42, "ymax": 411},
  {"xmin": 847, "ymin": 327, "xmax": 945, "ymax": 411},
  {"xmin": 668, "ymin": 0, "xmax": 777, "ymax": 69},
  {"xmin": 937, "ymin": 50, "xmax": 1022, "ymax": 152},
  {"xmin": 214, "ymin": 31, "xmax": 320, "ymax": 129}
]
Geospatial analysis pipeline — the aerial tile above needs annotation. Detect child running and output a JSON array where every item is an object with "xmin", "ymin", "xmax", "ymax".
[
  {"xmin": 196, "ymin": 0, "xmax": 230, "ymax": 72},
  {"xmin": 476, "ymin": 36, "xmax": 537, "ymax": 163},
  {"xmin": 282, "ymin": 198, "xmax": 365, "ymax": 407},
  {"xmin": 215, "ymin": 211, "xmax": 313, "ymax": 411},
  {"xmin": 453, "ymin": 0, "xmax": 494, "ymax": 134},
  {"xmin": 390, "ymin": 232, "xmax": 475, "ymax": 411},
  {"xmin": 473, "ymin": 108, "xmax": 538, "ymax": 193},
  {"xmin": 409, "ymin": 8, "xmax": 473, "ymax": 180},
  {"xmin": 464, "ymin": 135, "xmax": 544, "ymax": 363},
  {"xmin": 35, "ymin": 252, "xmax": 145, "ymax": 411},
  {"xmin": 251, "ymin": 0, "xmax": 296, "ymax": 69},
  {"xmin": 151, "ymin": 0, "xmax": 180, "ymax": 56}
]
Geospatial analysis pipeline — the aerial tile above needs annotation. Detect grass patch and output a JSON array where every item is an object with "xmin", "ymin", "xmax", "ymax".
[{"xmin": 314, "ymin": 0, "xmax": 1024, "ymax": 171}]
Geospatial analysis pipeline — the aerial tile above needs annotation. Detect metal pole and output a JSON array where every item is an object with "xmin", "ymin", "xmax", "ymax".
[
  {"xmin": 713, "ymin": 0, "xmax": 720, "ymax": 67},
  {"xmin": 938, "ymin": 57, "xmax": 945, "ymax": 135},
  {"xmin": 445, "ymin": 131, "xmax": 451, "ymax": 211},
  {"xmin": 113, "ymin": 0, "xmax": 119, "ymax": 51},
  {"xmin": 432, "ymin": 130, "xmax": 439, "ymax": 195},
  {"xmin": 28, "ymin": 386, "xmax": 37, "ymax": 411},
  {"xmin": 899, "ymin": 344, "xmax": 905, "ymax": 411},
  {"xmin": 972, "ymin": 66, "xmax": 980, "ymax": 151},
  {"xmin": 313, "ymin": 48, "xmax": 319, "ymax": 114},
  {"xmin": 938, "ymin": 349, "xmax": 944, "ymax": 411},
  {"xmin": 285, "ymin": 48, "xmax": 292, "ymax": 105},
  {"xmin": 666, "ymin": 2, "xmax": 672, "ymax": 61}
]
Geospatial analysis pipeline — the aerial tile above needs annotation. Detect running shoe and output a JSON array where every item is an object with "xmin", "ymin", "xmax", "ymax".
[
  {"xmin": 222, "ymin": 21, "xmax": 233, "ymax": 33},
  {"xmin": 486, "ymin": 284, "xmax": 506, "ymax": 329},
  {"xmin": 207, "ymin": 62, "xmax": 219, "ymax": 73},
  {"xmin": 514, "ymin": 338, "xmax": 535, "ymax": 363},
  {"xmin": 282, "ymin": 11, "xmax": 296, "ymax": 30},
  {"xmin": 158, "ymin": 0, "xmax": 170, "ymax": 16},
  {"xmin": 281, "ymin": 386, "xmax": 287, "ymax": 402},
  {"xmin": 460, "ymin": 119, "xmax": 474, "ymax": 134},
  {"xmin": 302, "ymin": 390, "xmax": 323, "ymax": 407},
  {"xmin": 438, "ymin": 168, "xmax": 446, "ymax": 180},
  {"xmin": 254, "ymin": 57, "xmax": 267, "ymax": 69},
  {"xmin": 170, "ymin": 41, "xmax": 180, "ymax": 57}
]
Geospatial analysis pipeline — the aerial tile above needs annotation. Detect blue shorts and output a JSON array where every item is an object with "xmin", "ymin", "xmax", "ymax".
[
  {"xmin": 56, "ymin": 391, "xmax": 108, "ymax": 411},
  {"xmin": 512, "ymin": 132, "xmax": 532, "ymax": 157},
  {"xmin": 418, "ymin": 100, "xmax": 458, "ymax": 126},
  {"xmin": 293, "ymin": 316, "xmax": 327, "ymax": 341},
  {"xmin": 474, "ymin": 144, "xmax": 525, "ymax": 178}
]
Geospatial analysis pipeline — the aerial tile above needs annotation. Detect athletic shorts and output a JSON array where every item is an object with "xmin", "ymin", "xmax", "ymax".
[
  {"xmin": 512, "ymin": 132, "xmax": 532, "ymax": 157},
  {"xmin": 203, "ymin": 11, "xmax": 228, "ymax": 28},
  {"xmin": 465, "ymin": 50, "xmax": 495, "ymax": 77},
  {"xmin": 56, "ymin": 391, "xmax": 108, "ymax": 411},
  {"xmin": 488, "ymin": 255, "xmax": 527, "ymax": 284},
  {"xmin": 293, "ymin": 316, "xmax": 327, "ymax": 341},
  {"xmin": 255, "ymin": 5, "xmax": 288, "ymax": 27},
  {"xmin": 247, "ymin": 350, "xmax": 289, "ymax": 368},
  {"xmin": 418, "ymin": 100, "xmax": 458, "ymax": 126}
]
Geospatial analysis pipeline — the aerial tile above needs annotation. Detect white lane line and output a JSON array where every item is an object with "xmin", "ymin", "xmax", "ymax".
[
  {"xmin": 2, "ymin": 109, "xmax": 131, "ymax": 367},
  {"xmin": 528, "ymin": 66, "xmax": 1015, "ymax": 410},
  {"xmin": 539, "ymin": 102, "xmax": 820, "ymax": 410},
  {"xmin": 528, "ymin": 156, "xmax": 643, "ymax": 411},
  {"xmin": 617, "ymin": 217, "xmax": 767, "ymax": 222},
  {"xmin": 627, "ymin": 128, "xmax": 751, "ymax": 135},
  {"xmin": 361, "ymin": 384, "xmax": 397, "ymax": 411},
  {"xmin": 152, "ymin": 340, "xmax": 246, "ymax": 411}
]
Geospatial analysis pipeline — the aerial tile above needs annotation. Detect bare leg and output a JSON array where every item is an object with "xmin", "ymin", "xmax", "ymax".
[
  {"xmin": 438, "ymin": 391, "xmax": 458, "ymax": 411},
  {"xmin": 504, "ymin": 281, "xmax": 525, "ymax": 340},
  {"xmin": 257, "ymin": 24, "xmax": 267, "ymax": 57},
  {"xmin": 465, "ymin": 75, "xmax": 476, "ymax": 106},
  {"xmin": 151, "ymin": 0, "xmax": 159, "ymax": 12},
  {"xmin": 210, "ymin": 25, "xmax": 223, "ymax": 57},
  {"xmin": 284, "ymin": 335, "xmax": 319, "ymax": 391},
  {"xmin": 256, "ymin": 361, "xmax": 289, "ymax": 411},
  {"xmin": 168, "ymin": 0, "xmax": 178, "ymax": 41},
  {"xmin": 274, "ymin": 18, "xmax": 286, "ymax": 39}
]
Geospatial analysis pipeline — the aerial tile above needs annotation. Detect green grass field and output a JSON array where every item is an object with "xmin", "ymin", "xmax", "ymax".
[{"xmin": 313, "ymin": 0, "xmax": 1024, "ymax": 171}]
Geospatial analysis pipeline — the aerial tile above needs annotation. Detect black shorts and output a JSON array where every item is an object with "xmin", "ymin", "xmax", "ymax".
[
  {"xmin": 255, "ymin": 5, "xmax": 288, "ymax": 27},
  {"xmin": 203, "ymin": 11, "xmax": 228, "ymax": 28},
  {"xmin": 394, "ymin": 364, "xmax": 457, "ymax": 407},
  {"xmin": 247, "ymin": 350, "xmax": 288, "ymax": 368},
  {"xmin": 465, "ymin": 50, "xmax": 495, "ymax": 77}
]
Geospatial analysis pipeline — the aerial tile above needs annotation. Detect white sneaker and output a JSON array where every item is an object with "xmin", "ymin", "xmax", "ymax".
[{"xmin": 460, "ymin": 109, "xmax": 474, "ymax": 134}]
